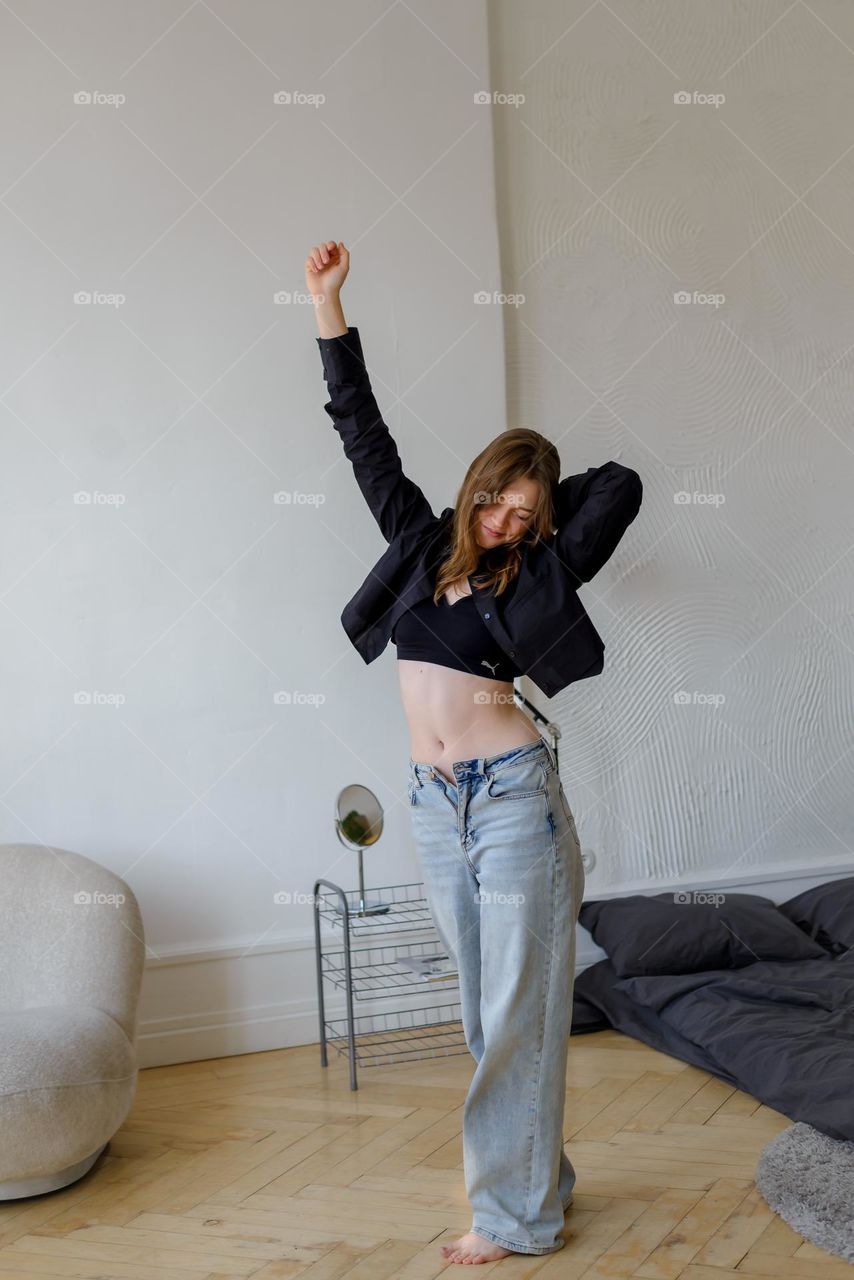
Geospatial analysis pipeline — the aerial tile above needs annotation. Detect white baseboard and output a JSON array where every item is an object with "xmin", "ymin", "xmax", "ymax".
[{"xmin": 136, "ymin": 856, "xmax": 853, "ymax": 1069}]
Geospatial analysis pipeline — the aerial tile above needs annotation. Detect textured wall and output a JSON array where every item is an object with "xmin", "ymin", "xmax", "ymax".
[{"xmin": 490, "ymin": 0, "xmax": 854, "ymax": 887}]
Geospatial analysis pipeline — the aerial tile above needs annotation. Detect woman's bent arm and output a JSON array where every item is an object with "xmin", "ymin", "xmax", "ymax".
[{"xmin": 551, "ymin": 460, "xmax": 643, "ymax": 585}]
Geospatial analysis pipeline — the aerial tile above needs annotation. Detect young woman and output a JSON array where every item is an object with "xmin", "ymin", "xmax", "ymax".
[{"xmin": 306, "ymin": 240, "xmax": 642, "ymax": 1264}]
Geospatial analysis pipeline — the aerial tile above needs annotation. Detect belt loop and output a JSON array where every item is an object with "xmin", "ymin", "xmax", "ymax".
[{"xmin": 476, "ymin": 756, "xmax": 486, "ymax": 777}]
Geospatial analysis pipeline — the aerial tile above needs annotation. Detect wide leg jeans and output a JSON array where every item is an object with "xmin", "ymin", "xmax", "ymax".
[{"xmin": 406, "ymin": 737, "xmax": 585, "ymax": 1255}]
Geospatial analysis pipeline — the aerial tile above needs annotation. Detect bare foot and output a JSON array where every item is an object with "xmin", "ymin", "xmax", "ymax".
[{"xmin": 440, "ymin": 1230, "xmax": 514, "ymax": 1263}]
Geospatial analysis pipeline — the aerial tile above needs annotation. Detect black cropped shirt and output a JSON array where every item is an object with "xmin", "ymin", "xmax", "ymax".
[{"xmin": 315, "ymin": 326, "xmax": 643, "ymax": 698}]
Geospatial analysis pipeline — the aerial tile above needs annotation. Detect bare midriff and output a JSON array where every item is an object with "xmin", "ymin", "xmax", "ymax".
[
  {"xmin": 397, "ymin": 575, "xmax": 541, "ymax": 784},
  {"xmin": 399, "ymin": 661, "xmax": 541, "ymax": 785}
]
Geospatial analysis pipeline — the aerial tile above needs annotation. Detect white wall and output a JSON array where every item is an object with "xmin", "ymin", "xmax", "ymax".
[
  {"xmin": 4, "ymin": 2, "xmax": 851, "ymax": 1070},
  {"xmin": 491, "ymin": 0, "xmax": 854, "ymax": 890},
  {"xmin": 0, "ymin": 1, "xmax": 505, "ymax": 1066}
]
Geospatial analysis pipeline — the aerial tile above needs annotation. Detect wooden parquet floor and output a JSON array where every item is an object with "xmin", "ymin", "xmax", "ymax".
[{"xmin": 0, "ymin": 1027, "xmax": 848, "ymax": 1279}]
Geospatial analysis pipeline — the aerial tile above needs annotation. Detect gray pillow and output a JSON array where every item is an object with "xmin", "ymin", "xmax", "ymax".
[
  {"xmin": 579, "ymin": 890, "xmax": 829, "ymax": 977},
  {"xmin": 778, "ymin": 877, "xmax": 854, "ymax": 956}
]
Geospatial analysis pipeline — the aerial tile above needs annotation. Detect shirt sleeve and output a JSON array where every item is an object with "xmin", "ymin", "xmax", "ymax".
[
  {"xmin": 551, "ymin": 460, "xmax": 643, "ymax": 584},
  {"xmin": 316, "ymin": 326, "xmax": 436, "ymax": 544}
]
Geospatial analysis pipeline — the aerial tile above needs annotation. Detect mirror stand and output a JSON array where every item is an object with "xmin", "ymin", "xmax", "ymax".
[{"xmin": 334, "ymin": 782, "xmax": 390, "ymax": 915}]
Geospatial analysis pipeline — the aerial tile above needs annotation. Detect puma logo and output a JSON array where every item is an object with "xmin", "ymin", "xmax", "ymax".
[{"xmin": 480, "ymin": 659, "xmax": 499, "ymax": 674}]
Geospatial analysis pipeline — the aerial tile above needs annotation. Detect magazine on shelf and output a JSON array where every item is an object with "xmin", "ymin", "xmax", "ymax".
[{"xmin": 397, "ymin": 953, "xmax": 458, "ymax": 982}]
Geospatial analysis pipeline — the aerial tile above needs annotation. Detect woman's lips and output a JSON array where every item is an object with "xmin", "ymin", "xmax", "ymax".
[{"xmin": 482, "ymin": 525, "xmax": 502, "ymax": 538}]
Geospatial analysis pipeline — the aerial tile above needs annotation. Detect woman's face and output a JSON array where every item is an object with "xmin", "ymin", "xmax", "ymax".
[{"xmin": 474, "ymin": 476, "xmax": 541, "ymax": 549}]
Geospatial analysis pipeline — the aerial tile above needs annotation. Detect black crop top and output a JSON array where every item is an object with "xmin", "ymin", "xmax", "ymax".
[{"xmin": 391, "ymin": 581, "xmax": 522, "ymax": 682}]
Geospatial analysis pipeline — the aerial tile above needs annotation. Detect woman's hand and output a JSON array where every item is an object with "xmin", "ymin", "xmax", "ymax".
[
  {"xmin": 306, "ymin": 240, "xmax": 349, "ymax": 339},
  {"xmin": 305, "ymin": 240, "xmax": 349, "ymax": 298}
]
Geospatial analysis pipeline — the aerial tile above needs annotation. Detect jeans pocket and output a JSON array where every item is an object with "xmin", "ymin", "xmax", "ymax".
[{"xmin": 486, "ymin": 756, "xmax": 547, "ymax": 801}]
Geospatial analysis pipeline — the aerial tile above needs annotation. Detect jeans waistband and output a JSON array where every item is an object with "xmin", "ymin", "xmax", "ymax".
[{"xmin": 409, "ymin": 736, "xmax": 555, "ymax": 784}]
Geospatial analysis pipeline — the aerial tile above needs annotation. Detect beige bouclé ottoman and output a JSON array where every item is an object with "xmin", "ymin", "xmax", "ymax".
[{"xmin": 0, "ymin": 843, "xmax": 145, "ymax": 1199}]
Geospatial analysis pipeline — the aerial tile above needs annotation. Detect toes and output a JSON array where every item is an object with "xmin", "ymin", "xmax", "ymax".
[{"xmin": 439, "ymin": 1234, "xmax": 508, "ymax": 1265}]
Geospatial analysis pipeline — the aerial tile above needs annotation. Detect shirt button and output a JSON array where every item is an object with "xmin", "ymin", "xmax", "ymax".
[
  {"xmin": 484, "ymin": 612, "xmax": 491, "ymax": 619},
  {"xmin": 509, "ymin": 649, "xmax": 516, "ymax": 657}
]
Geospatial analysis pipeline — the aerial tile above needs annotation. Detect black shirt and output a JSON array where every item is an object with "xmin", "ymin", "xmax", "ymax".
[{"xmin": 316, "ymin": 326, "xmax": 643, "ymax": 699}]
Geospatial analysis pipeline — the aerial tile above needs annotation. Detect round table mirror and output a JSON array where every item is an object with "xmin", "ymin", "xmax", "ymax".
[{"xmin": 333, "ymin": 784, "xmax": 390, "ymax": 916}]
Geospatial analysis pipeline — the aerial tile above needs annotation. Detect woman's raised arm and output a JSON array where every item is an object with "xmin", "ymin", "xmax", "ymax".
[{"xmin": 306, "ymin": 241, "xmax": 436, "ymax": 544}]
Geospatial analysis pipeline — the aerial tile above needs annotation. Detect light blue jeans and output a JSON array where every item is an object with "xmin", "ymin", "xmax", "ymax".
[{"xmin": 406, "ymin": 737, "xmax": 585, "ymax": 1255}]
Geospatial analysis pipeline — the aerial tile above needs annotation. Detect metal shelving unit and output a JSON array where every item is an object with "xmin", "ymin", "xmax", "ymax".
[{"xmin": 313, "ymin": 877, "xmax": 467, "ymax": 1089}]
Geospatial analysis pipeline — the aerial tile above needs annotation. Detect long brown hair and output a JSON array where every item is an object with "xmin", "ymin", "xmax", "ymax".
[{"xmin": 433, "ymin": 428, "xmax": 560, "ymax": 604}]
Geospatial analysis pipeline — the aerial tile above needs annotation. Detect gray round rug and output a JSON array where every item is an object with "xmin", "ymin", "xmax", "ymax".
[{"xmin": 756, "ymin": 1121, "xmax": 854, "ymax": 1262}]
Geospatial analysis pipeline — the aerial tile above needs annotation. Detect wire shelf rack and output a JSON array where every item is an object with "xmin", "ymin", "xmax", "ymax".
[
  {"xmin": 315, "ymin": 879, "xmax": 436, "ymax": 937},
  {"xmin": 320, "ymin": 938, "xmax": 459, "ymax": 998},
  {"xmin": 324, "ymin": 1002, "xmax": 467, "ymax": 1067},
  {"xmin": 313, "ymin": 876, "xmax": 465, "ymax": 1089}
]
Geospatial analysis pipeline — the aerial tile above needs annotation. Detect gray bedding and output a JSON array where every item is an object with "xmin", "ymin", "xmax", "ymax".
[{"xmin": 572, "ymin": 944, "xmax": 854, "ymax": 1141}]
